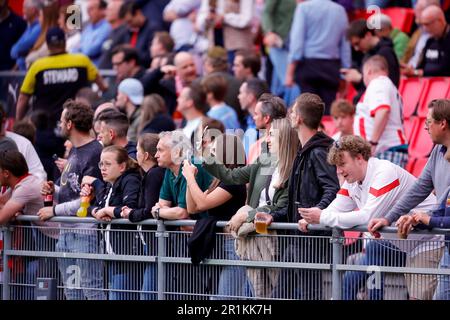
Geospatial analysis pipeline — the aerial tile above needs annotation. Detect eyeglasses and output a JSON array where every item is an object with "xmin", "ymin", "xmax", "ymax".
[
  {"xmin": 98, "ymin": 161, "xmax": 113, "ymax": 169},
  {"xmin": 112, "ymin": 60, "xmax": 125, "ymax": 67},
  {"xmin": 425, "ymin": 118, "xmax": 434, "ymax": 130},
  {"xmin": 422, "ymin": 19, "xmax": 438, "ymax": 27}
]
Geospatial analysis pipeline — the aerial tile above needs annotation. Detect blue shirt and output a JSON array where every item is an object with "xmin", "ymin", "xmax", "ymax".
[
  {"xmin": 75, "ymin": 19, "xmax": 111, "ymax": 66},
  {"xmin": 207, "ymin": 103, "xmax": 241, "ymax": 130},
  {"xmin": 288, "ymin": 0, "xmax": 351, "ymax": 68},
  {"xmin": 10, "ymin": 20, "xmax": 41, "ymax": 70}
]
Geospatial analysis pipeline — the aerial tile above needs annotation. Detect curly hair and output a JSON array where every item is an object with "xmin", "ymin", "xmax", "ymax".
[
  {"xmin": 327, "ymin": 135, "xmax": 372, "ymax": 166},
  {"xmin": 62, "ymin": 99, "xmax": 94, "ymax": 133}
]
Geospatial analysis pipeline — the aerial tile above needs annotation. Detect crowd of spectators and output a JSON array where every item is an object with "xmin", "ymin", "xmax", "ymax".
[{"xmin": 0, "ymin": 0, "xmax": 449, "ymax": 300}]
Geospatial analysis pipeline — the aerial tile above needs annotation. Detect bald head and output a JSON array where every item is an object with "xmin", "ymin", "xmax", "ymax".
[
  {"xmin": 415, "ymin": 0, "xmax": 440, "ymax": 24},
  {"xmin": 421, "ymin": 5, "xmax": 446, "ymax": 38},
  {"xmin": 174, "ymin": 52, "xmax": 193, "ymax": 67},
  {"xmin": 94, "ymin": 102, "xmax": 117, "ymax": 120},
  {"xmin": 174, "ymin": 52, "xmax": 197, "ymax": 85}
]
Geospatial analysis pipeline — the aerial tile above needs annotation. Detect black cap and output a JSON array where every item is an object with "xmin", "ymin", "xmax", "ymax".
[{"xmin": 46, "ymin": 26, "xmax": 66, "ymax": 46}]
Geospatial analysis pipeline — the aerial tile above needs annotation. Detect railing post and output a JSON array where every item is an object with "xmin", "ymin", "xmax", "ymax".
[
  {"xmin": 156, "ymin": 220, "xmax": 167, "ymax": 300},
  {"xmin": 2, "ymin": 226, "xmax": 12, "ymax": 300},
  {"xmin": 331, "ymin": 228, "xmax": 344, "ymax": 300}
]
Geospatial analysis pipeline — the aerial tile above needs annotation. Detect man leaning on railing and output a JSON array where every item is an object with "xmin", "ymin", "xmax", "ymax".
[
  {"xmin": 299, "ymin": 135, "xmax": 439, "ymax": 300},
  {"xmin": 369, "ymin": 99, "xmax": 450, "ymax": 300}
]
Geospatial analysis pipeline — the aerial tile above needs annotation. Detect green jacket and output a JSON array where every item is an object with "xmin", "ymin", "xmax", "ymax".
[
  {"xmin": 202, "ymin": 155, "xmax": 289, "ymax": 222},
  {"xmin": 261, "ymin": 0, "xmax": 297, "ymax": 40},
  {"xmin": 391, "ymin": 28, "xmax": 410, "ymax": 60}
]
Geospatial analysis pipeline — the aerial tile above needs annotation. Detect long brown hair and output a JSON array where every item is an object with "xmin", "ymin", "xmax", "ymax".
[
  {"xmin": 138, "ymin": 94, "xmax": 167, "ymax": 134},
  {"xmin": 138, "ymin": 133, "xmax": 159, "ymax": 161},
  {"xmin": 31, "ymin": 1, "xmax": 60, "ymax": 52},
  {"xmin": 271, "ymin": 118, "xmax": 299, "ymax": 188}
]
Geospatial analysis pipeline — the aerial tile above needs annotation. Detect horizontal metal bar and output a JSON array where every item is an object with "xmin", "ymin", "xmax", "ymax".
[
  {"xmin": 160, "ymin": 256, "xmax": 331, "ymax": 270},
  {"xmin": 336, "ymin": 264, "xmax": 450, "ymax": 276},
  {"xmin": 13, "ymin": 216, "xmax": 450, "ymax": 236},
  {"xmin": 5, "ymin": 250, "xmax": 157, "ymax": 263}
]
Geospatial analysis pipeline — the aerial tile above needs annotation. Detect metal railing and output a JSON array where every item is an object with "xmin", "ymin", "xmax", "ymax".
[{"xmin": 1, "ymin": 215, "xmax": 449, "ymax": 300}]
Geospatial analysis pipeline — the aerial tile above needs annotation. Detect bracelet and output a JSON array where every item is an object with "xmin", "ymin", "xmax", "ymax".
[
  {"xmin": 52, "ymin": 205, "xmax": 57, "ymax": 216},
  {"xmin": 369, "ymin": 140, "xmax": 378, "ymax": 146}
]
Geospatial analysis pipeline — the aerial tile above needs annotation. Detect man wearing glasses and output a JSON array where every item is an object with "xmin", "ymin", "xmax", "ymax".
[
  {"xmin": 402, "ymin": 5, "xmax": 450, "ymax": 77},
  {"xmin": 369, "ymin": 99, "xmax": 450, "ymax": 299}
]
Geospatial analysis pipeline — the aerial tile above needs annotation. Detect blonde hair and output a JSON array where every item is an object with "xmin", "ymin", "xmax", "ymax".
[
  {"xmin": 102, "ymin": 145, "xmax": 139, "ymax": 170},
  {"xmin": 272, "ymin": 118, "xmax": 300, "ymax": 188}
]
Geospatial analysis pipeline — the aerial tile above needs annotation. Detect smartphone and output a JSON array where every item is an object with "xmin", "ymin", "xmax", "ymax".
[{"xmin": 185, "ymin": 149, "xmax": 192, "ymax": 165}]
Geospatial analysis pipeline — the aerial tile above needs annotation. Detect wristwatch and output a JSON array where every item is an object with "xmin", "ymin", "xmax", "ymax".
[{"xmin": 154, "ymin": 207, "xmax": 160, "ymax": 220}]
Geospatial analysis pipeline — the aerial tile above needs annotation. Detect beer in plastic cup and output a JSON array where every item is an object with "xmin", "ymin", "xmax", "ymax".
[{"xmin": 255, "ymin": 215, "xmax": 268, "ymax": 234}]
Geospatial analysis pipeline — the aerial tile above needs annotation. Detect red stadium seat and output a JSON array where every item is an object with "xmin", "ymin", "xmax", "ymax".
[
  {"xmin": 352, "ymin": 7, "xmax": 415, "ymax": 33},
  {"xmin": 350, "ymin": 9, "xmax": 372, "ymax": 21},
  {"xmin": 408, "ymin": 118, "xmax": 434, "ymax": 158},
  {"xmin": 382, "ymin": 8, "xmax": 415, "ymax": 33},
  {"xmin": 345, "ymin": 82, "xmax": 357, "ymax": 103},
  {"xmin": 405, "ymin": 158, "xmax": 416, "ymax": 174},
  {"xmin": 321, "ymin": 115, "xmax": 337, "ymax": 137},
  {"xmin": 417, "ymin": 77, "xmax": 450, "ymax": 118},
  {"xmin": 399, "ymin": 77, "xmax": 426, "ymax": 118},
  {"xmin": 444, "ymin": 0, "xmax": 450, "ymax": 11},
  {"xmin": 343, "ymin": 231, "xmax": 362, "ymax": 246},
  {"xmin": 403, "ymin": 116, "xmax": 417, "ymax": 143},
  {"xmin": 411, "ymin": 157, "xmax": 428, "ymax": 178}
]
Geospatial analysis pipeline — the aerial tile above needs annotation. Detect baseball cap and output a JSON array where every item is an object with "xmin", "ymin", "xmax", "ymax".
[
  {"xmin": 46, "ymin": 27, "xmax": 66, "ymax": 46},
  {"xmin": 118, "ymin": 78, "xmax": 144, "ymax": 106}
]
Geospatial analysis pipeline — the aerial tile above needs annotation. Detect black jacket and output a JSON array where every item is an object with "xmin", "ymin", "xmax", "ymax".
[
  {"xmin": 141, "ymin": 68, "xmax": 177, "ymax": 115},
  {"xmin": 90, "ymin": 168, "xmax": 141, "ymax": 255},
  {"xmin": 141, "ymin": 113, "xmax": 176, "ymax": 134},
  {"xmin": 98, "ymin": 24, "xmax": 130, "ymax": 69},
  {"xmin": 272, "ymin": 132, "xmax": 339, "ymax": 228},
  {"xmin": 129, "ymin": 165, "xmax": 165, "ymax": 223}
]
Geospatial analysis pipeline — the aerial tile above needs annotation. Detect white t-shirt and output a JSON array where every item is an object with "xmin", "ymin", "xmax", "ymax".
[
  {"xmin": 353, "ymin": 76, "xmax": 407, "ymax": 153},
  {"xmin": 6, "ymin": 131, "xmax": 47, "ymax": 182},
  {"xmin": 182, "ymin": 117, "xmax": 202, "ymax": 141},
  {"xmin": 320, "ymin": 157, "xmax": 441, "ymax": 256},
  {"xmin": 332, "ymin": 131, "xmax": 342, "ymax": 141},
  {"xmin": 258, "ymin": 167, "xmax": 280, "ymax": 208}
]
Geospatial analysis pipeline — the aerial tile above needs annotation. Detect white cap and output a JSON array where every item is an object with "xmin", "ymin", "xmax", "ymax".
[{"xmin": 118, "ymin": 78, "xmax": 144, "ymax": 105}]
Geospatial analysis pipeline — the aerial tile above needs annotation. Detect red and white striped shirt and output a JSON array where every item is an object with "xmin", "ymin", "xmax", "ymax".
[
  {"xmin": 353, "ymin": 76, "xmax": 407, "ymax": 153},
  {"xmin": 320, "ymin": 158, "xmax": 435, "ymax": 228}
]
